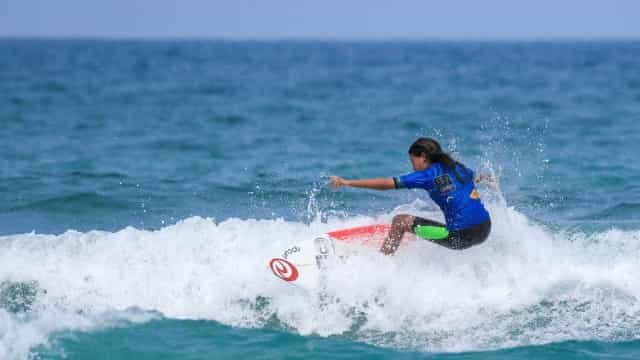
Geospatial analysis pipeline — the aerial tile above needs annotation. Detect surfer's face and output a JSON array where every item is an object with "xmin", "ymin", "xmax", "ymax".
[{"xmin": 409, "ymin": 153, "xmax": 430, "ymax": 171}]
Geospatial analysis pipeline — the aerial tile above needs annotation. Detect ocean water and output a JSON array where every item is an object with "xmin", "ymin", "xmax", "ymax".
[{"xmin": 1, "ymin": 39, "xmax": 639, "ymax": 359}]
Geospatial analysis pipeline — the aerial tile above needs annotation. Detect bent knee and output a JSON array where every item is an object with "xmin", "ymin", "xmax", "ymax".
[{"xmin": 391, "ymin": 214, "xmax": 415, "ymax": 228}]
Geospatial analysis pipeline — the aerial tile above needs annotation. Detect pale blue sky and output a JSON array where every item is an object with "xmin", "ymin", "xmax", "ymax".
[{"xmin": 1, "ymin": 0, "xmax": 639, "ymax": 39}]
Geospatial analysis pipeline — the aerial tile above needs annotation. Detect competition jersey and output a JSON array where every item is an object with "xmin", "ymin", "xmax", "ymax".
[{"xmin": 395, "ymin": 163, "xmax": 490, "ymax": 231}]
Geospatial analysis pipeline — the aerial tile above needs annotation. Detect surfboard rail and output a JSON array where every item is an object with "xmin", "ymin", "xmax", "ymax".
[{"xmin": 327, "ymin": 224, "xmax": 391, "ymax": 242}]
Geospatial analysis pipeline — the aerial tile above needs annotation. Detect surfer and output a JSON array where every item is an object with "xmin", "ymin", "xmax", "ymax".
[{"xmin": 330, "ymin": 137, "xmax": 491, "ymax": 254}]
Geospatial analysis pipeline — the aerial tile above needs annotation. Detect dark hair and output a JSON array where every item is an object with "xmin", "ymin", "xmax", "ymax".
[{"xmin": 408, "ymin": 137, "xmax": 471, "ymax": 183}]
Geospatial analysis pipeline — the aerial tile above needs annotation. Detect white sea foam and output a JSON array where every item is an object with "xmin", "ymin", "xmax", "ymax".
[{"xmin": 1, "ymin": 202, "xmax": 639, "ymax": 358}]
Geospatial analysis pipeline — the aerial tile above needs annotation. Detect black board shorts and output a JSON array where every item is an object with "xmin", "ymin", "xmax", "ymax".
[{"xmin": 412, "ymin": 217, "xmax": 491, "ymax": 250}]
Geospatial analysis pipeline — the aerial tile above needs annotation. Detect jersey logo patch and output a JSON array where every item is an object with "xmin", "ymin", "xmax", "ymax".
[
  {"xmin": 434, "ymin": 174, "xmax": 455, "ymax": 193},
  {"xmin": 470, "ymin": 189, "xmax": 481, "ymax": 200}
]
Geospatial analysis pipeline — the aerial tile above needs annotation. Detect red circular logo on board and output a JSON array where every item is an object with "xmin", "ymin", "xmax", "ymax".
[{"xmin": 269, "ymin": 258, "xmax": 299, "ymax": 282}]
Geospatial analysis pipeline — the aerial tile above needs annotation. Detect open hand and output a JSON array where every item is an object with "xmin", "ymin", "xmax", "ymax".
[
  {"xmin": 329, "ymin": 176, "xmax": 349, "ymax": 190},
  {"xmin": 475, "ymin": 174, "xmax": 499, "ymax": 190}
]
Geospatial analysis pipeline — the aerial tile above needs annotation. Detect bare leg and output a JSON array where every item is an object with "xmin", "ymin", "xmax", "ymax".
[{"xmin": 380, "ymin": 214, "xmax": 416, "ymax": 255}]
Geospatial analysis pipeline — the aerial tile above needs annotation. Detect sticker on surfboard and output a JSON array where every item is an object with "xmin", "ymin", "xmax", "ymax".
[{"xmin": 269, "ymin": 258, "xmax": 299, "ymax": 281}]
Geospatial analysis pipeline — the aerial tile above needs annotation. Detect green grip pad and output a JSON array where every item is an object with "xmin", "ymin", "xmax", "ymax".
[{"xmin": 415, "ymin": 225, "xmax": 449, "ymax": 240}]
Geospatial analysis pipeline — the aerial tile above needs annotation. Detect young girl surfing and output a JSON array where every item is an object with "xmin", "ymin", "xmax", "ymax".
[{"xmin": 330, "ymin": 137, "xmax": 491, "ymax": 255}]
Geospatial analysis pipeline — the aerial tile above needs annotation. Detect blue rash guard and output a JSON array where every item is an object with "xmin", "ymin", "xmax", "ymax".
[{"xmin": 394, "ymin": 163, "xmax": 490, "ymax": 231}]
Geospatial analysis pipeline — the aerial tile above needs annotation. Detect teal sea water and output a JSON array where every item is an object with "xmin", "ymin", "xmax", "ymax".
[{"xmin": 1, "ymin": 40, "xmax": 639, "ymax": 359}]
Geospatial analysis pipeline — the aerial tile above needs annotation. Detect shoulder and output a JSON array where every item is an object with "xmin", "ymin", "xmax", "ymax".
[
  {"xmin": 396, "ymin": 165, "xmax": 439, "ymax": 189},
  {"xmin": 431, "ymin": 162, "xmax": 445, "ymax": 174},
  {"xmin": 455, "ymin": 163, "xmax": 474, "ymax": 180}
]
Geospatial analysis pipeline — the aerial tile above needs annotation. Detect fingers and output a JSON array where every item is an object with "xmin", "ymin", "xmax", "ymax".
[
  {"xmin": 480, "ymin": 174, "xmax": 499, "ymax": 191},
  {"xmin": 476, "ymin": 174, "xmax": 499, "ymax": 188},
  {"xmin": 328, "ymin": 176, "xmax": 343, "ymax": 190}
]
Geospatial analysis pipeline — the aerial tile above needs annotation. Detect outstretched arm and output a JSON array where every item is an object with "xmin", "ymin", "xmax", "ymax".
[{"xmin": 329, "ymin": 176, "xmax": 395, "ymax": 190}]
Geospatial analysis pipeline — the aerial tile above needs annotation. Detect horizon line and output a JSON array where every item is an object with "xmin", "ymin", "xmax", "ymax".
[{"xmin": 1, "ymin": 34, "xmax": 640, "ymax": 43}]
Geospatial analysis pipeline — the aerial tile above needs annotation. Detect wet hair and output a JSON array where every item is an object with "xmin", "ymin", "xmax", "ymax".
[{"xmin": 408, "ymin": 137, "xmax": 471, "ymax": 183}]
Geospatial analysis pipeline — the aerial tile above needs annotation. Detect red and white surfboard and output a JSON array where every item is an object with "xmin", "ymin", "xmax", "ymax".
[{"xmin": 268, "ymin": 224, "xmax": 391, "ymax": 289}]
